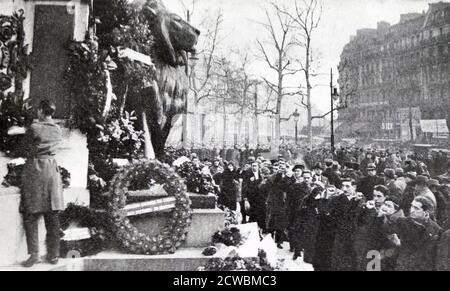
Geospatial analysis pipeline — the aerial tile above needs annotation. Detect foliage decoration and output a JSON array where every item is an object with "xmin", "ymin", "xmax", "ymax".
[
  {"xmin": 212, "ymin": 227, "xmax": 243, "ymax": 247},
  {"xmin": 175, "ymin": 161, "xmax": 216, "ymax": 195},
  {"xmin": 2, "ymin": 162, "xmax": 71, "ymax": 189},
  {"xmin": 106, "ymin": 159, "xmax": 192, "ymax": 255},
  {"xmin": 0, "ymin": 10, "xmax": 31, "ymax": 156},
  {"xmin": 160, "ymin": 146, "xmax": 191, "ymax": 166},
  {"xmin": 222, "ymin": 207, "xmax": 239, "ymax": 227},
  {"xmin": 198, "ymin": 249, "xmax": 276, "ymax": 271}
]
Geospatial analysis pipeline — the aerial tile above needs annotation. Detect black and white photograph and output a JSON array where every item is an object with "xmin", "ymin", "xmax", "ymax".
[{"xmin": 1, "ymin": 0, "xmax": 450, "ymax": 274}]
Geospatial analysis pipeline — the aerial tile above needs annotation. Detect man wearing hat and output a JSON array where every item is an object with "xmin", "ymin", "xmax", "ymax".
[
  {"xmin": 312, "ymin": 163, "xmax": 328, "ymax": 186},
  {"xmin": 343, "ymin": 161, "xmax": 362, "ymax": 182},
  {"xmin": 322, "ymin": 159, "xmax": 334, "ymax": 180},
  {"xmin": 376, "ymin": 155, "xmax": 387, "ymax": 176},
  {"xmin": 360, "ymin": 153, "xmax": 374, "ymax": 176},
  {"xmin": 400, "ymin": 175, "xmax": 437, "ymax": 216},
  {"xmin": 325, "ymin": 162, "xmax": 342, "ymax": 189},
  {"xmin": 357, "ymin": 163, "xmax": 384, "ymax": 200}
]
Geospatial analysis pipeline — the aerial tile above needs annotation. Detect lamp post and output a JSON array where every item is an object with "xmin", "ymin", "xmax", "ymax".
[
  {"xmin": 293, "ymin": 109, "xmax": 300, "ymax": 145},
  {"xmin": 330, "ymin": 68, "xmax": 340, "ymax": 155}
]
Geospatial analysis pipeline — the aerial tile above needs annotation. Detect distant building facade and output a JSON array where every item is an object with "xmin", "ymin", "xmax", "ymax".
[{"xmin": 337, "ymin": 2, "xmax": 450, "ymax": 142}]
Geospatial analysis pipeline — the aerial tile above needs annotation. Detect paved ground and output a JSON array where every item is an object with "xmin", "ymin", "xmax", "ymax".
[{"xmin": 276, "ymin": 242, "xmax": 314, "ymax": 271}]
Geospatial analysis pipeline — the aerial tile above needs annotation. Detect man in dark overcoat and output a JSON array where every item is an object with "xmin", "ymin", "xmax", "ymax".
[
  {"xmin": 357, "ymin": 163, "xmax": 384, "ymax": 200},
  {"xmin": 287, "ymin": 169, "xmax": 312, "ymax": 255},
  {"xmin": 386, "ymin": 196, "xmax": 442, "ymax": 271},
  {"xmin": 242, "ymin": 161, "xmax": 264, "ymax": 230},
  {"xmin": 266, "ymin": 164, "xmax": 289, "ymax": 248},
  {"xmin": 293, "ymin": 181, "xmax": 325, "ymax": 263},
  {"xmin": 329, "ymin": 179, "xmax": 362, "ymax": 271}
]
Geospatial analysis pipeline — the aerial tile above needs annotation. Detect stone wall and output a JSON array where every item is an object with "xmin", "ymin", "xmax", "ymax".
[{"xmin": 0, "ymin": 0, "xmax": 89, "ymax": 101}]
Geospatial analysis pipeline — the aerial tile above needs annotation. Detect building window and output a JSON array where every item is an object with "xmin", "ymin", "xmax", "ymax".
[
  {"xmin": 434, "ymin": 29, "xmax": 440, "ymax": 37},
  {"xmin": 439, "ymin": 45, "xmax": 444, "ymax": 56}
]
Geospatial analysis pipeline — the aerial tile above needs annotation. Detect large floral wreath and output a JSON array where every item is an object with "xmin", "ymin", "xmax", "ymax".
[{"xmin": 106, "ymin": 160, "xmax": 192, "ymax": 255}]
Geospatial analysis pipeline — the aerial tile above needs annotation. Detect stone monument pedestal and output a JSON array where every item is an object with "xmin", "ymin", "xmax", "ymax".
[
  {"xmin": 2, "ymin": 223, "xmax": 263, "ymax": 271},
  {"xmin": 131, "ymin": 208, "xmax": 225, "ymax": 248}
]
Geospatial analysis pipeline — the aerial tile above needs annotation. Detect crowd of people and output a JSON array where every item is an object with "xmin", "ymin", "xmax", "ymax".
[
  {"xmin": 185, "ymin": 146, "xmax": 450, "ymax": 271},
  {"xmin": 170, "ymin": 142, "xmax": 301, "ymax": 168}
]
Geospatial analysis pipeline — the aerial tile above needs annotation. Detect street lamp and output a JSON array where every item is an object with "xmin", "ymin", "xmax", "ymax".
[
  {"xmin": 293, "ymin": 109, "xmax": 300, "ymax": 145},
  {"xmin": 330, "ymin": 68, "xmax": 340, "ymax": 155}
]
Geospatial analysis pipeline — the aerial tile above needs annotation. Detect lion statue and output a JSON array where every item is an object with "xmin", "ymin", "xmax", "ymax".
[{"xmin": 138, "ymin": 0, "xmax": 200, "ymax": 159}]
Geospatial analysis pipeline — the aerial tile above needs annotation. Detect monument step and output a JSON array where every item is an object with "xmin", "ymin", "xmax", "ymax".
[
  {"xmin": 1, "ymin": 248, "xmax": 239, "ymax": 271},
  {"xmin": 2, "ymin": 223, "xmax": 263, "ymax": 271},
  {"xmin": 82, "ymin": 249, "xmax": 218, "ymax": 271},
  {"xmin": 131, "ymin": 208, "xmax": 225, "ymax": 248}
]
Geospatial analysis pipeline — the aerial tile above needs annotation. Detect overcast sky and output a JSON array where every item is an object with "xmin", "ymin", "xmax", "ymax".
[{"xmin": 162, "ymin": 0, "xmax": 440, "ymax": 124}]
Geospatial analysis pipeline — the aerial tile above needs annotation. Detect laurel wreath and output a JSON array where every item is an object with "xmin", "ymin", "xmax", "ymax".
[{"xmin": 106, "ymin": 160, "xmax": 192, "ymax": 255}]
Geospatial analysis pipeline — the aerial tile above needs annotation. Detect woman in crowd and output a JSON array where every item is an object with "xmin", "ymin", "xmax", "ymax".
[{"xmin": 217, "ymin": 162, "xmax": 240, "ymax": 211}]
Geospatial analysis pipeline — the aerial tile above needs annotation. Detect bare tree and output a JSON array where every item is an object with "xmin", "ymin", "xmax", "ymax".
[
  {"xmin": 189, "ymin": 11, "xmax": 224, "ymax": 105},
  {"xmin": 228, "ymin": 52, "xmax": 260, "ymax": 145},
  {"xmin": 189, "ymin": 11, "xmax": 224, "ymax": 146},
  {"xmin": 277, "ymin": 0, "xmax": 323, "ymax": 149},
  {"xmin": 204, "ymin": 54, "xmax": 259, "ymax": 147},
  {"xmin": 256, "ymin": 2, "xmax": 303, "ymax": 157},
  {"xmin": 176, "ymin": 0, "xmax": 224, "ymax": 147},
  {"xmin": 209, "ymin": 57, "xmax": 239, "ymax": 147}
]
